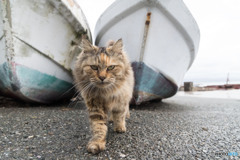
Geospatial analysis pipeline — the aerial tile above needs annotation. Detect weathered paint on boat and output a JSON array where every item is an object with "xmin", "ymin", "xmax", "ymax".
[
  {"xmin": 0, "ymin": 62, "xmax": 73, "ymax": 103},
  {"xmin": 95, "ymin": 0, "xmax": 200, "ymax": 104},
  {"xmin": 132, "ymin": 62, "xmax": 177, "ymax": 105},
  {"xmin": 0, "ymin": 0, "xmax": 91, "ymax": 103}
]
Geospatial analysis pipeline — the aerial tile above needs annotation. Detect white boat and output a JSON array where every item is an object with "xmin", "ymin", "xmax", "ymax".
[
  {"xmin": 95, "ymin": 0, "xmax": 200, "ymax": 104},
  {"xmin": 0, "ymin": 0, "xmax": 91, "ymax": 103}
]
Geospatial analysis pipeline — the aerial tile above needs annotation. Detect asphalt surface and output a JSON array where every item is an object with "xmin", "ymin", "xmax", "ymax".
[{"xmin": 0, "ymin": 95, "xmax": 240, "ymax": 160}]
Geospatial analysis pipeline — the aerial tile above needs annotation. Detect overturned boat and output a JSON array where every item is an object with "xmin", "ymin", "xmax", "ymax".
[
  {"xmin": 95, "ymin": 0, "xmax": 200, "ymax": 104},
  {"xmin": 0, "ymin": 0, "xmax": 91, "ymax": 103}
]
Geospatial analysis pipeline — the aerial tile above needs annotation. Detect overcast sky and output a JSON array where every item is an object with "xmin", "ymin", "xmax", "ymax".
[{"xmin": 78, "ymin": 0, "xmax": 240, "ymax": 85}]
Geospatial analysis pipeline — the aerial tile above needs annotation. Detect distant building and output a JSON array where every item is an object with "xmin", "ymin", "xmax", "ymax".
[
  {"xmin": 206, "ymin": 84, "xmax": 240, "ymax": 90},
  {"xmin": 184, "ymin": 82, "xmax": 193, "ymax": 91},
  {"xmin": 179, "ymin": 83, "xmax": 240, "ymax": 91}
]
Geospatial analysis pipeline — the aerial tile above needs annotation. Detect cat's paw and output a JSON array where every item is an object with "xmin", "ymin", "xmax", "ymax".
[
  {"xmin": 87, "ymin": 141, "xmax": 105, "ymax": 154},
  {"xmin": 114, "ymin": 125, "xmax": 126, "ymax": 133}
]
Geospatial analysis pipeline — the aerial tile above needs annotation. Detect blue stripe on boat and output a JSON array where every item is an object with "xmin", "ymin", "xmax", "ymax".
[
  {"xmin": 131, "ymin": 62, "xmax": 178, "ymax": 105},
  {"xmin": 0, "ymin": 62, "xmax": 73, "ymax": 103}
]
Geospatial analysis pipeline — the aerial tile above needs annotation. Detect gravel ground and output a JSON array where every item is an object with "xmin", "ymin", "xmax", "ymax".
[{"xmin": 0, "ymin": 96, "xmax": 240, "ymax": 160}]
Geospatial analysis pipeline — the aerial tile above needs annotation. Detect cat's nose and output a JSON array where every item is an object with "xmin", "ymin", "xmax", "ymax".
[{"xmin": 99, "ymin": 76, "xmax": 106, "ymax": 81}]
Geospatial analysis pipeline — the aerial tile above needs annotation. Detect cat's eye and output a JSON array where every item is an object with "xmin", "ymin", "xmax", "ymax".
[
  {"xmin": 107, "ymin": 65, "xmax": 115, "ymax": 71},
  {"xmin": 90, "ymin": 65, "xmax": 98, "ymax": 70}
]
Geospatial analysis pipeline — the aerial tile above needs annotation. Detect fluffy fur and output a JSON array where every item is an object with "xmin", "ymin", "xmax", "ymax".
[{"xmin": 73, "ymin": 38, "xmax": 134, "ymax": 154}]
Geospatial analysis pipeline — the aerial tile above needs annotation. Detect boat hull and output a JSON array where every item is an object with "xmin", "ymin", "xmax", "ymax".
[
  {"xmin": 0, "ymin": 62, "xmax": 73, "ymax": 103},
  {"xmin": 0, "ymin": 0, "xmax": 91, "ymax": 103},
  {"xmin": 95, "ymin": 0, "xmax": 200, "ymax": 104},
  {"xmin": 132, "ymin": 62, "xmax": 178, "ymax": 105}
]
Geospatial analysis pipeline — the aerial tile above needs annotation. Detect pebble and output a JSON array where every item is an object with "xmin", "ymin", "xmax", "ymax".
[
  {"xmin": 119, "ymin": 152, "xmax": 126, "ymax": 158},
  {"xmin": 202, "ymin": 127, "xmax": 208, "ymax": 131},
  {"xmin": 203, "ymin": 149, "xmax": 208, "ymax": 153}
]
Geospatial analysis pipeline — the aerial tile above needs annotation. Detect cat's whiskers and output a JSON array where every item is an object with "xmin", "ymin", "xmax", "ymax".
[
  {"xmin": 71, "ymin": 90, "xmax": 81, "ymax": 101},
  {"xmin": 109, "ymin": 78, "xmax": 115, "ymax": 84},
  {"xmin": 87, "ymin": 85, "xmax": 95, "ymax": 96},
  {"xmin": 65, "ymin": 81, "xmax": 91, "ymax": 108},
  {"xmin": 80, "ymin": 83, "xmax": 92, "ymax": 94},
  {"xmin": 104, "ymin": 83, "xmax": 115, "ymax": 93},
  {"xmin": 81, "ymin": 81, "xmax": 98, "ymax": 97},
  {"xmin": 90, "ymin": 78, "xmax": 99, "ymax": 85},
  {"xmin": 60, "ymin": 82, "xmax": 81, "ymax": 97}
]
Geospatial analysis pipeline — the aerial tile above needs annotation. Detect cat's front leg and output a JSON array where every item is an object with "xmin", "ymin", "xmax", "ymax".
[
  {"xmin": 109, "ymin": 105, "xmax": 130, "ymax": 122},
  {"xmin": 112, "ymin": 105, "xmax": 128, "ymax": 133},
  {"xmin": 87, "ymin": 108, "xmax": 108, "ymax": 154}
]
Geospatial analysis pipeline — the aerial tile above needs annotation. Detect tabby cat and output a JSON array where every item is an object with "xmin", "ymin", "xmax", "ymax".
[{"xmin": 73, "ymin": 38, "xmax": 134, "ymax": 154}]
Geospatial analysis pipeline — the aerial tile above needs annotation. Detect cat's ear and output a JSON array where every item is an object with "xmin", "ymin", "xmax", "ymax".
[
  {"xmin": 81, "ymin": 38, "xmax": 94, "ymax": 52},
  {"xmin": 112, "ymin": 39, "xmax": 123, "ymax": 53}
]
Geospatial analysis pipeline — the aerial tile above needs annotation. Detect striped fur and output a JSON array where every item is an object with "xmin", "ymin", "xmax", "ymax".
[{"xmin": 73, "ymin": 38, "xmax": 134, "ymax": 154}]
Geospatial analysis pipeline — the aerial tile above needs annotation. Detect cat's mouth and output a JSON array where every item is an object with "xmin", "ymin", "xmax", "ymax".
[{"xmin": 95, "ymin": 81, "xmax": 111, "ymax": 88}]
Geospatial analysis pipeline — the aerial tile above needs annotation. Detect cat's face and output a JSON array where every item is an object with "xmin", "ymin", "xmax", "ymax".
[{"xmin": 76, "ymin": 39, "xmax": 127, "ymax": 89}]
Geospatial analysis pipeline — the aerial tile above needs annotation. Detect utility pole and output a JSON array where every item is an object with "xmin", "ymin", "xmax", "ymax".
[{"xmin": 226, "ymin": 73, "xmax": 229, "ymax": 85}]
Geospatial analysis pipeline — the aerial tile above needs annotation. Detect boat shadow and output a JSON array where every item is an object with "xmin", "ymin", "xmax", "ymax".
[
  {"xmin": 0, "ymin": 96, "xmax": 188, "ymax": 112},
  {"xmin": 130, "ymin": 98, "xmax": 188, "ymax": 112},
  {"xmin": 0, "ymin": 96, "xmax": 86, "ymax": 110}
]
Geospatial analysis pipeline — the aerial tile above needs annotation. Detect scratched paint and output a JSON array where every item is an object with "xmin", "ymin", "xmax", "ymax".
[
  {"xmin": 0, "ymin": 62, "xmax": 73, "ymax": 103},
  {"xmin": 16, "ymin": 64, "xmax": 72, "ymax": 92},
  {"xmin": 0, "ymin": 63, "xmax": 11, "ymax": 91},
  {"xmin": 15, "ymin": 64, "xmax": 74, "ymax": 103},
  {"xmin": 0, "ymin": 62, "xmax": 22, "ymax": 99},
  {"xmin": 132, "ymin": 62, "xmax": 178, "ymax": 105},
  {"xmin": 0, "ymin": 0, "xmax": 91, "ymax": 103},
  {"xmin": 139, "ymin": 12, "xmax": 151, "ymax": 62}
]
